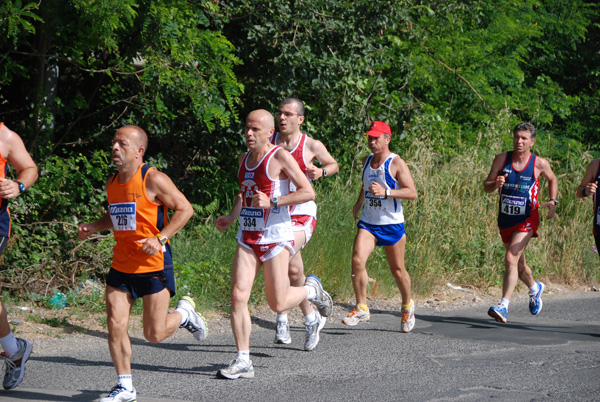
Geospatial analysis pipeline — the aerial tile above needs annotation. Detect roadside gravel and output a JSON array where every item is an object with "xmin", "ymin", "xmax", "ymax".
[{"xmin": 6, "ymin": 281, "xmax": 597, "ymax": 341}]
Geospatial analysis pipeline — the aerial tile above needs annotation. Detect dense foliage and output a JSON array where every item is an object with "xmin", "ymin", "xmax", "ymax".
[{"xmin": 0, "ymin": 0, "xmax": 598, "ymax": 298}]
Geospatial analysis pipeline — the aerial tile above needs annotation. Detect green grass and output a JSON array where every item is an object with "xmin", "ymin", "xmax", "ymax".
[
  {"xmin": 168, "ymin": 115, "xmax": 600, "ymax": 309},
  {"xmin": 11, "ymin": 114, "xmax": 598, "ymax": 315}
]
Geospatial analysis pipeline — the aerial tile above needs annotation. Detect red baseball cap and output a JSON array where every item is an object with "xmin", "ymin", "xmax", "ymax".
[{"xmin": 365, "ymin": 121, "xmax": 391, "ymax": 137}]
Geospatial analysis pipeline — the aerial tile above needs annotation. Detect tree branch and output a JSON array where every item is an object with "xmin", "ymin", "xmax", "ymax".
[{"xmin": 427, "ymin": 52, "xmax": 496, "ymax": 113}]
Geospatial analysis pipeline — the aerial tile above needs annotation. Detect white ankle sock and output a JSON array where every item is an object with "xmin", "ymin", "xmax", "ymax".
[
  {"xmin": 304, "ymin": 311, "xmax": 317, "ymax": 325},
  {"xmin": 176, "ymin": 308, "xmax": 189, "ymax": 325},
  {"xmin": 276, "ymin": 313, "xmax": 288, "ymax": 324},
  {"xmin": 529, "ymin": 283, "xmax": 540, "ymax": 295},
  {"xmin": 305, "ymin": 285, "xmax": 316, "ymax": 300},
  {"xmin": 237, "ymin": 350, "xmax": 250, "ymax": 363},
  {"xmin": 0, "ymin": 332, "xmax": 19, "ymax": 356},
  {"xmin": 500, "ymin": 298, "xmax": 510, "ymax": 308},
  {"xmin": 117, "ymin": 374, "xmax": 133, "ymax": 392}
]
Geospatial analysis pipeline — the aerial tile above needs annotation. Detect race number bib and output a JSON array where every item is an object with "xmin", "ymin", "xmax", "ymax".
[
  {"xmin": 364, "ymin": 192, "xmax": 385, "ymax": 210},
  {"xmin": 240, "ymin": 207, "xmax": 266, "ymax": 231},
  {"xmin": 501, "ymin": 195, "xmax": 526, "ymax": 216},
  {"xmin": 109, "ymin": 202, "xmax": 137, "ymax": 231}
]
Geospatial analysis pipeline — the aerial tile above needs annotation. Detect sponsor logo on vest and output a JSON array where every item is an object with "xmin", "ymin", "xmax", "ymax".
[
  {"xmin": 504, "ymin": 182, "xmax": 531, "ymax": 191},
  {"xmin": 109, "ymin": 204, "xmax": 135, "ymax": 214},
  {"xmin": 502, "ymin": 195, "xmax": 526, "ymax": 207},
  {"xmin": 241, "ymin": 208, "xmax": 264, "ymax": 218},
  {"xmin": 245, "ymin": 172, "xmax": 255, "ymax": 179}
]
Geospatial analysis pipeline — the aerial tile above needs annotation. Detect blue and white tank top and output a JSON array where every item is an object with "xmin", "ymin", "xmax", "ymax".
[{"xmin": 360, "ymin": 153, "xmax": 404, "ymax": 225}]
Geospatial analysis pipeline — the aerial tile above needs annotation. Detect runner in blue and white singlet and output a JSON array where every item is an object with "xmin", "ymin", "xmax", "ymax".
[
  {"xmin": 359, "ymin": 153, "xmax": 404, "ymax": 226},
  {"xmin": 346, "ymin": 120, "xmax": 417, "ymax": 333}
]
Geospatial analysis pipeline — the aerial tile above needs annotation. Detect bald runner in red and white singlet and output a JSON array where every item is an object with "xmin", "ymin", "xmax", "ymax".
[{"xmin": 237, "ymin": 145, "xmax": 294, "ymax": 261}]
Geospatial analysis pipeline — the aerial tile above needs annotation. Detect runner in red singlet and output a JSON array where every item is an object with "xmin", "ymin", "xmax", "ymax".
[{"xmin": 270, "ymin": 97, "xmax": 339, "ymax": 351}]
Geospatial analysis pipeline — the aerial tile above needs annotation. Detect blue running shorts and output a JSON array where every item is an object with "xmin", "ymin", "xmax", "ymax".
[
  {"xmin": 106, "ymin": 267, "xmax": 176, "ymax": 299},
  {"xmin": 357, "ymin": 221, "xmax": 406, "ymax": 247}
]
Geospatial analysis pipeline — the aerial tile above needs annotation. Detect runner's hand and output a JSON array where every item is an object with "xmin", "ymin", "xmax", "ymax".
[
  {"xmin": 0, "ymin": 178, "xmax": 20, "ymax": 199},
  {"xmin": 496, "ymin": 173, "xmax": 508, "ymax": 190},
  {"xmin": 252, "ymin": 190, "xmax": 272, "ymax": 209},
  {"xmin": 586, "ymin": 181, "xmax": 598, "ymax": 195},
  {"xmin": 137, "ymin": 236, "xmax": 162, "ymax": 255},
  {"xmin": 368, "ymin": 182, "xmax": 385, "ymax": 198},
  {"xmin": 305, "ymin": 164, "xmax": 322, "ymax": 180},
  {"xmin": 541, "ymin": 202, "xmax": 556, "ymax": 220},
  {"xmin": 352, "ymin": 202, "xmax": 362, "ymax": 220},
  {"xmin": 78, "ymin": 224, "xmax": 94, "ymax": 241},
  {"xmin": 215, "ymin": 215, "xmax": 235, "ymax": 232}
]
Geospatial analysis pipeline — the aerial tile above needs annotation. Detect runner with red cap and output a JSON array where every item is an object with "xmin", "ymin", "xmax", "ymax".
[{"xmin": 343, "ymin": 121, "xmax": 418, "ymax": 333}]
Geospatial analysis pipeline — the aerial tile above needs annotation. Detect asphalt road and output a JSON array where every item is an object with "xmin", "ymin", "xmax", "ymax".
[{"xmin": 2, "ymin": 291, "xmax": 599, "ymax": 402}]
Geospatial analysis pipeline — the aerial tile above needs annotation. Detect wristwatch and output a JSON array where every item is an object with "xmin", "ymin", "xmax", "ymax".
[
  {"xmin": 271, "ymin": 197, "xmax": 278, "ymax": 208},
  {"xmin": 15, "ymin": 181, "xmax": 25, "ymax": 193},
  {"xmin": 156, "ymin": 233, "xmax": 168, "ymax": 245},
  {"xmin": 322, "ymin": 168, "xmax": 327, "ymax": 178},
  {"xmin": 385, "ymin": 188, "xmax": 391, "ymax": 198},
  {"xmin": 549, "ymin": 198, "xmax": 558, "ymax": 205}
]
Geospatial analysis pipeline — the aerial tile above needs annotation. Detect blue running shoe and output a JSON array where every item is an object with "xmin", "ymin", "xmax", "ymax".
[
  {"xmin": 488, "ymin": 305, "xmax": 508, "ymax": 323},
  {"xmin": 529, "ymin": 281, "xmax": 545, "ymax": 315}
]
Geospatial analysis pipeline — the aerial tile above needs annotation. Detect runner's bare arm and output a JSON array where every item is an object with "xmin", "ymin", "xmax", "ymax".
[
  {"xmin": 0, "ymin": 125, "xmax": 38, "ymax": 199},
  {"xmin": 255, "ymin": 149, "xmax": 314, "ymax": 209},
  {"xmin": 216, "ymin": 192, "xmax": 243, "ymax": 232},
  {"xmin": 142, "ymin": 169, "xmax": 193, "ymax": 251},
  {"xmin": 305, "ymin": 138, "xmax": 339, "ymax": 180},
  {"xmin": 483, "ymin": 153, "xmax": 508, "ymax": 193},
  {"xmin": 576, "ymin": 159, "xmax": 599, "ymax": 198},
  {"xmin": 537, "ymin": 157, "xmax": 558, "ymax": 219},
  {"xmin": 353, "ymin": 155, "xmax": 368, "ymax": 220},
  {"xmin": 78, "ymin": 177, "xmax": 114, "ymax": 240},
  {"xmin": 390, "ymin": 157, "xmax": 417, "ymax": 200},
  {"xmin": 216, "ymin": 153, "xmax": 248, "ymax": 231}
]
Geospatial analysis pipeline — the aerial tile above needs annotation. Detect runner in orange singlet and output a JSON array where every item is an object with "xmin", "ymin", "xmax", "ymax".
[{"xmin": 78, "ymin": 125, "xmax": 205, "ymax": 402}]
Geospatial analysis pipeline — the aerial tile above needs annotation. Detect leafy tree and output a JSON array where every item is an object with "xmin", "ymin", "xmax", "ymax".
[{"xmin": 0, "ymin": 0, "xmax": 244, "ymax": 201}]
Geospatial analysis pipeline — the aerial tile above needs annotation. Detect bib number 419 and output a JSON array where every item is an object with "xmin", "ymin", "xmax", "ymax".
[{"xmin": 502, "ymin": 204, "xmax": 521, "ymax": 215}]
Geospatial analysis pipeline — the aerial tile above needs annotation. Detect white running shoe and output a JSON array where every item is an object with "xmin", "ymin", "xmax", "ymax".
[
  {"xmin": 177, "ymin": 296, "xmax": 208, "ymax": 341},
  {"xmin": 217, "ymin": 358, "xmax": 255, "ymax": 380},
  {"xmin": 304, "ymin": 311, "xmax": 326, "ymax": 351},
  {"xmin": 304, "ymin": 274, "xmax": 333, "ymax": 317},
  {"xmin": 100, "ymin": 385, "xmax": 137, "ymax": 402},
  {"xmin": 342, "ymin": 306, "xmax": 370, "ymax": 326},
  {"xmin": 274, "ymin": 321, "xmax": 292, "ymax": 344}
]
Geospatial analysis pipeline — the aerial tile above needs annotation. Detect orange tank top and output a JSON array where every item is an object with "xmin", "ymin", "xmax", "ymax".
[{"xmin": 107, "ymin": 163, "xmax": 171, "ymax": 273}]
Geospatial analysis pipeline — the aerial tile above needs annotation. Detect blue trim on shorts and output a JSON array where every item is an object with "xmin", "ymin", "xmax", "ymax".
[
  {"xmin": 106, "ymin": 267, "xmax": 176, "ymax": 299},
  {"xmin": 357, "ymin": 221, "xmax": 406, "ymax": 246}
]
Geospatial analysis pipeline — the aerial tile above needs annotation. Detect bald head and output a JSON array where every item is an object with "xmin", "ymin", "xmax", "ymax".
[
  {"xmin": 244, "ymin": 109, "xmax": 276, "ymax": 150},
  {"xmin": 116, "ymin": 125, "xmax": 148, "ymax": 154},
  {"xmin": 246, "ymin": 109, "xmax": 275, "ymax": 130}
]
